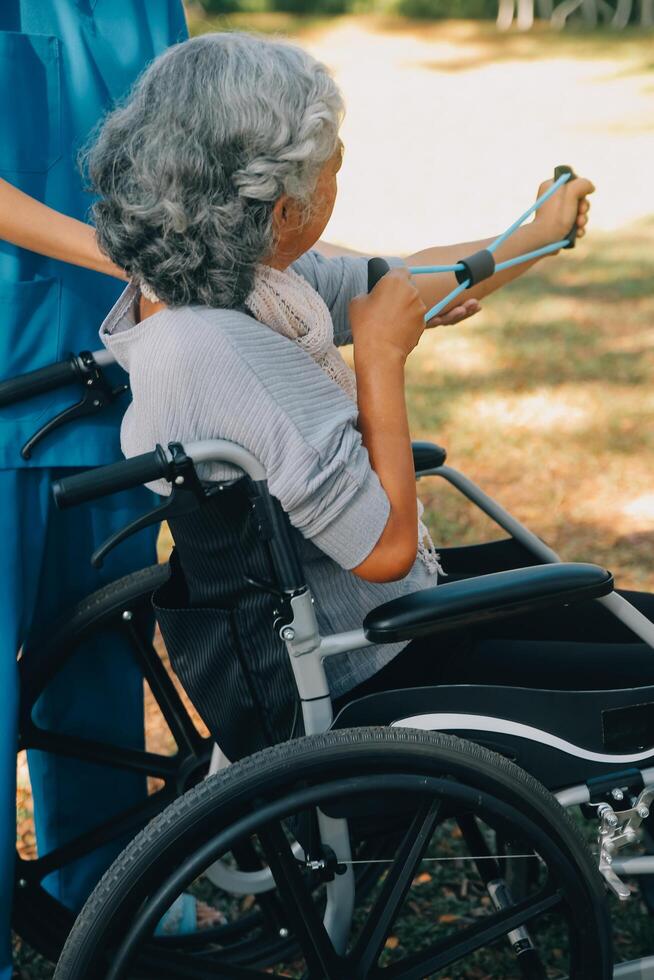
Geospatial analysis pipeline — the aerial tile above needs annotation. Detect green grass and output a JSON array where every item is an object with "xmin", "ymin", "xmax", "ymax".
[{"xmin": 410, "ymin": 220, "xmax": 654, "ymax": 592}]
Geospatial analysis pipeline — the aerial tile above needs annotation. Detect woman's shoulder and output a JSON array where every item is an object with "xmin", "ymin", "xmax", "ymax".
[
  {"xmin": 128, "ymin": 303, "xmax": 352, "ymax": 416},
  {"xmin": 129, "ymin": 304, "xmax": 276, "ymax": 378}
]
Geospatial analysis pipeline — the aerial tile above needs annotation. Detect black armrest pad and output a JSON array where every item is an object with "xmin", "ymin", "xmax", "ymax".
[
  {"xmin": 364, "ymin": 562, "xmax": 613, "ymax": 643},
  {"xmin": 412, "ymin": 441, "xmax": 446, "ymax": 473}
]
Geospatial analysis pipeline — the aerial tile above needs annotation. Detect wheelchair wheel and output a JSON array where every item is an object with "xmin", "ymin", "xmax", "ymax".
[
  {"xmin": 54, "ymin": 728, "xmax": 612, "ymax": 980},
  {"xmin": 15, "ymin": 565, "xmax": 213, "ymax": 961},
  {"xmin": 14, "ymin": 566, "xmax": 390, "ymax": 967}
]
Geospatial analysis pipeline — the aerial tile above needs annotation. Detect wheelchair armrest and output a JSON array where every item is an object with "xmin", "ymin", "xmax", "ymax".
[
  {"xmin": 363, "ymin": 562, "xmax": 613, "ymax": 643},
  {"xmin": 412, "ymin": 441, "xmax": 446, "ymax": 473}
]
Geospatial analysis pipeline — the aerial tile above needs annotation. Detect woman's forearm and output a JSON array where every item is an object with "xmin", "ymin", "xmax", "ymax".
[
  {"xmin": 0, "ymin": 177, "xmax": 126, "ymax": 279},
  {"xmin": 406, "ymin": 222, "xmax": 546, "ymax": 315},
  {"xmin": 352, "ymin": 349, "xmax": 418, "ymax": 582}
]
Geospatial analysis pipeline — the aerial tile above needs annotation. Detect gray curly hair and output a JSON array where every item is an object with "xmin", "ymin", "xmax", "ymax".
[{"xmin": 86, "ymin": 32, "xmax": 344, "ymax": 308}]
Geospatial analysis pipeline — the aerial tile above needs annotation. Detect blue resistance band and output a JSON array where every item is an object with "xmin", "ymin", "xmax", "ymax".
[{"xmin": 408, "ymin": 168, "xmax": 577, "ymax": 321}]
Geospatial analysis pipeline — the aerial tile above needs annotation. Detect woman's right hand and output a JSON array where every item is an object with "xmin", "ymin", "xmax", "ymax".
[{"xmin": 349, "ymin": 268, "xmax": 427, "ymax": 362}]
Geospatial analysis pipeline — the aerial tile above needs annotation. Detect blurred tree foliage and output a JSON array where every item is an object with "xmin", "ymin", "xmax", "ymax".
[
  {"xmin": 199, "ymin": 0, "xmax": 241, "ymax": 14},
  {"xmin": 197, "ymin": 0, "xmax": 244, "ymax": 12},
  {"xmin": 195, "ymin": 0, "xmax": 497, "ymax": 16},
  {"xmin": 193, "ymin": 0, "xmax": 650, "ymax": 21},
  {"xmin": 268, "ymin": 0, "xmax": 349, "ymax": 13},
  {"xmin": 395, "ymin": 0, "xmax": 496, "ymax": 17}
]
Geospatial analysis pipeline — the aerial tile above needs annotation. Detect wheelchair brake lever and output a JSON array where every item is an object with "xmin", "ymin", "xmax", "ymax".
[
  {"xmin": 21, "ymin": 351, "xmax": 128, "ymax": 460},
  {"xmin": 91, "ymin": 443, "xmax": 207, "ymax": 568},
  {"xmin": 244, "ymin": 575, "xmax": 288, "ymax": 600},
  {"xmin": 243, "ymin": 576, "xmax": 296, "ymax": 636}
]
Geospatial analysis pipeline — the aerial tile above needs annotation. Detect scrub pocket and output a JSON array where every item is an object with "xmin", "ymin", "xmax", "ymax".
[
  {"xmin": 153, "ymin": 550, "xmax": 300, "ymax": 763},
  {"xmin": 0, "ymin": 31, "xmax": 61, "ymax": 174},
  {"xmin": 0, "ymin": 276, "xmax": 62, "ymax": 422}
]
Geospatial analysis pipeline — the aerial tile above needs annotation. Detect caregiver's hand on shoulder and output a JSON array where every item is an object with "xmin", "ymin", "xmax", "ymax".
[
  {"xmin": 533, "ymin": 174, "xmax": 595, "ymax": 245},
  {"xmin": 349, "ymin": 268, "xmax": 427, "ymax": 361}
]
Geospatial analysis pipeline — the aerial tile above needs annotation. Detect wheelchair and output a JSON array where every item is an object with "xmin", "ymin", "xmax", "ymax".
[
  {"xmin": 23, "ymin": 423, "xmax": 652, "ymax": 980},
  {"xmin": 2, "ymin": 300, "xmax": 653, "ymax": 977}
]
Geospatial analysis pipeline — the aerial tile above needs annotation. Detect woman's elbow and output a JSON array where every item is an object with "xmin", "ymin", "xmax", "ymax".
[{"xmin": 351, "ymin": 537, "xmax": 417, "ymax": 584}]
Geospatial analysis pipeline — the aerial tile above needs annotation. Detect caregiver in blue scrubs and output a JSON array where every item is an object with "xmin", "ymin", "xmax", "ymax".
[{"xmin": 0, "ymin": 2, "xmax": 187, "ymax": 976}]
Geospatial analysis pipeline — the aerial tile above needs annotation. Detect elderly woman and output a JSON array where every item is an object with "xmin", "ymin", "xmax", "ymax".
[{"xmin": 87, "ymin": 32, "xmax": 654, "ymax": 764}]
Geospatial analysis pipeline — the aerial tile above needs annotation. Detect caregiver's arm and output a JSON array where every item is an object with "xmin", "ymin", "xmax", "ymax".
[
  {"xmin": 349, "ymin": 268, "xmax": 427, "ymax": 583},
  {"xmin": 407, "ymin": 176, "xmax": 594, "ymax": 317},
  {"xmin": 0, "ymin": 177, "xmax": 126, "ymax": 279},
  {"xmin": 315, "ymin": 239, "xmax": 481, "ymax": 327}
]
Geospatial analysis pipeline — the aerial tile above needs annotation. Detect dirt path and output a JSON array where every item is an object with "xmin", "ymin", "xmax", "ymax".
[{"xmin": 301, "ymin": 19, "xmax": 654, "ymax": 252}]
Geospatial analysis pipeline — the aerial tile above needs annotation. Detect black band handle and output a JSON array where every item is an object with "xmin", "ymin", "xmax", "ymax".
[
  {"xmin": 0, "ymin": 356, "xmax": 78, "ymax": 408},
  {"xmin": 52, "ymin": 446, "xmax": 171, "ymax": 510},
  {"xmin": 367, "ymin": 257, "xmax": 391, "ymax": 293},
  {"xmin": 554, "ymin": 165, "xmax": 578, "ymax": 250},
  {"xmin": 454, "ymin": 249, "xmax": 495, "ymax": 287}
]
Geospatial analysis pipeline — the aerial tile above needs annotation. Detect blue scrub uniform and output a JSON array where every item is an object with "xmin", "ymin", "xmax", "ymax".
[{"xmin": 0, "ymin": 2, "xmax": 187, "ymax": 976}]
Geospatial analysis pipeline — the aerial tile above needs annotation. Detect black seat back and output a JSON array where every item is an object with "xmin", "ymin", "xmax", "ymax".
[{"xmin": 154, "ymin": 482, "xmax": 301, "ymax": 762}]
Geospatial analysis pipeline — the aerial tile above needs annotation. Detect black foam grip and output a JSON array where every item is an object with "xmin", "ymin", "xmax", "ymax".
[
  {"xmin": 0, "ymin": 357, "xmax": 78, "ymax": 408},
  {"xmin": 367, "ymin": 257, "xmax": 391, "ymax": 293},
  {"xmin": 52, "ymin": 446, "xmax": 170, "ymax": 510},
  {"xmin": 554, "ymin": 165, "xmax": 578, "ymax": 249},
  {"xmin": 455, "ymin": 249, "xmax": 495, "ymax": 287}
]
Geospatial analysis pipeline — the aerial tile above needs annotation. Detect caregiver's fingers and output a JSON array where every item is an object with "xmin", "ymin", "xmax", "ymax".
[{"xmin": 427, "ymin": 298, "xmax": 481, "ymax": 327}]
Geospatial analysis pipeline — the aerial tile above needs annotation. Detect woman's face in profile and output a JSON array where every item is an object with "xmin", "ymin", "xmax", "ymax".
[{"xmin": 272, "ymin": 140, "xmax": 344, "ymax": 268}]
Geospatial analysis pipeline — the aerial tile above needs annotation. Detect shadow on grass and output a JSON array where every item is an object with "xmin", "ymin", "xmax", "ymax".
[{"xmin": 408, "ymin": 220, "xmax": 654, "ymax": 589}]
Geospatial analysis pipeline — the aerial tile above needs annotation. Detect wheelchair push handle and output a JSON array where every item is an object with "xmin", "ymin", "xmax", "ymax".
[
  {"xmin": 52, "ymin": 446, "xmax": 170, "ymax": 509},
  {"xmin": 0, "ymin": 356, "xmax": 79, "ymax": 408}
]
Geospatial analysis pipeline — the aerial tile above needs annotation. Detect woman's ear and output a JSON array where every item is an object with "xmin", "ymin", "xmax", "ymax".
[{"xmin": 272, "ymin": 194, "xmax": 290, "ymax": 231}]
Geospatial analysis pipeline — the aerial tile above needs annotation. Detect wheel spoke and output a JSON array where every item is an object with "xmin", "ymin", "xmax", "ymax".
[
  {"xmin": 28, "ymin": 791, "xmax": 172, "ymax": 879},
  {"xmin": 125, "ymin": 622, "xmax": 205, "ymax": 755},
  {"xmin": 379, "ymin": 886, "xmax": 563, "ymax": 979},
  {"xmin": 456, "ymin": 814, "xmax": 502, "ymax": 882},
  {"xmin": 350, "ymin": 798, "xmax": 442, "ymax": 977},
  {"xmin": 516, "ymin": 946, "xmax": 549, "ymax": 979},
  {"xmin": 257, "ymin": 821, "xmax": 347, "ymax": 980},
  {"xmin": 23, "ymin": 725, "xmax": 178, "ymax": 778},
  {"xmin": 229, "ymin": 838, "xmax": 288, "ymax": 940}
]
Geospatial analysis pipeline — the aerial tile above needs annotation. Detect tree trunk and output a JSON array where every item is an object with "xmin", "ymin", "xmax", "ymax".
[
  {"xmin": 497, "ymin": 0, "xmax": 516, "ymax": 30},
  {"xmin": 517, "ymin": 0, "xmax": 535, "ymax": 28},
  {"xmin": 612, "ymin": 0, "xmax": 633, "ymax": 27},
  {"xmin": 581, "ymin": 0, "xmax": 598, "ymax": 23},
  {"xmin": 551, "ymin": 0, "xmax": 583, "ymax": 29}
]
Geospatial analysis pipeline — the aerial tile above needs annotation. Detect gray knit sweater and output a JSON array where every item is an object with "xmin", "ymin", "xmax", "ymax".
[{"xmin": 100, "ymin": 250, "xmax": 436, "ymax": 696}]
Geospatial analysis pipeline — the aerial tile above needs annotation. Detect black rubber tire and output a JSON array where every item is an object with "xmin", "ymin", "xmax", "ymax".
[
  {"xmin": 20, "ymin": 564, "xmax": 169, "ymax": 703},
  {"xmin": 54, "ymin": 727, "xmax": 613, "ymax": 980}
]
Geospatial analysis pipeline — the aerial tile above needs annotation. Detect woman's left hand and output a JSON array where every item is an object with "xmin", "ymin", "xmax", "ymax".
[{"xmin": 426, "ymin": 297, "xmax": 481, "ymax": 327}]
